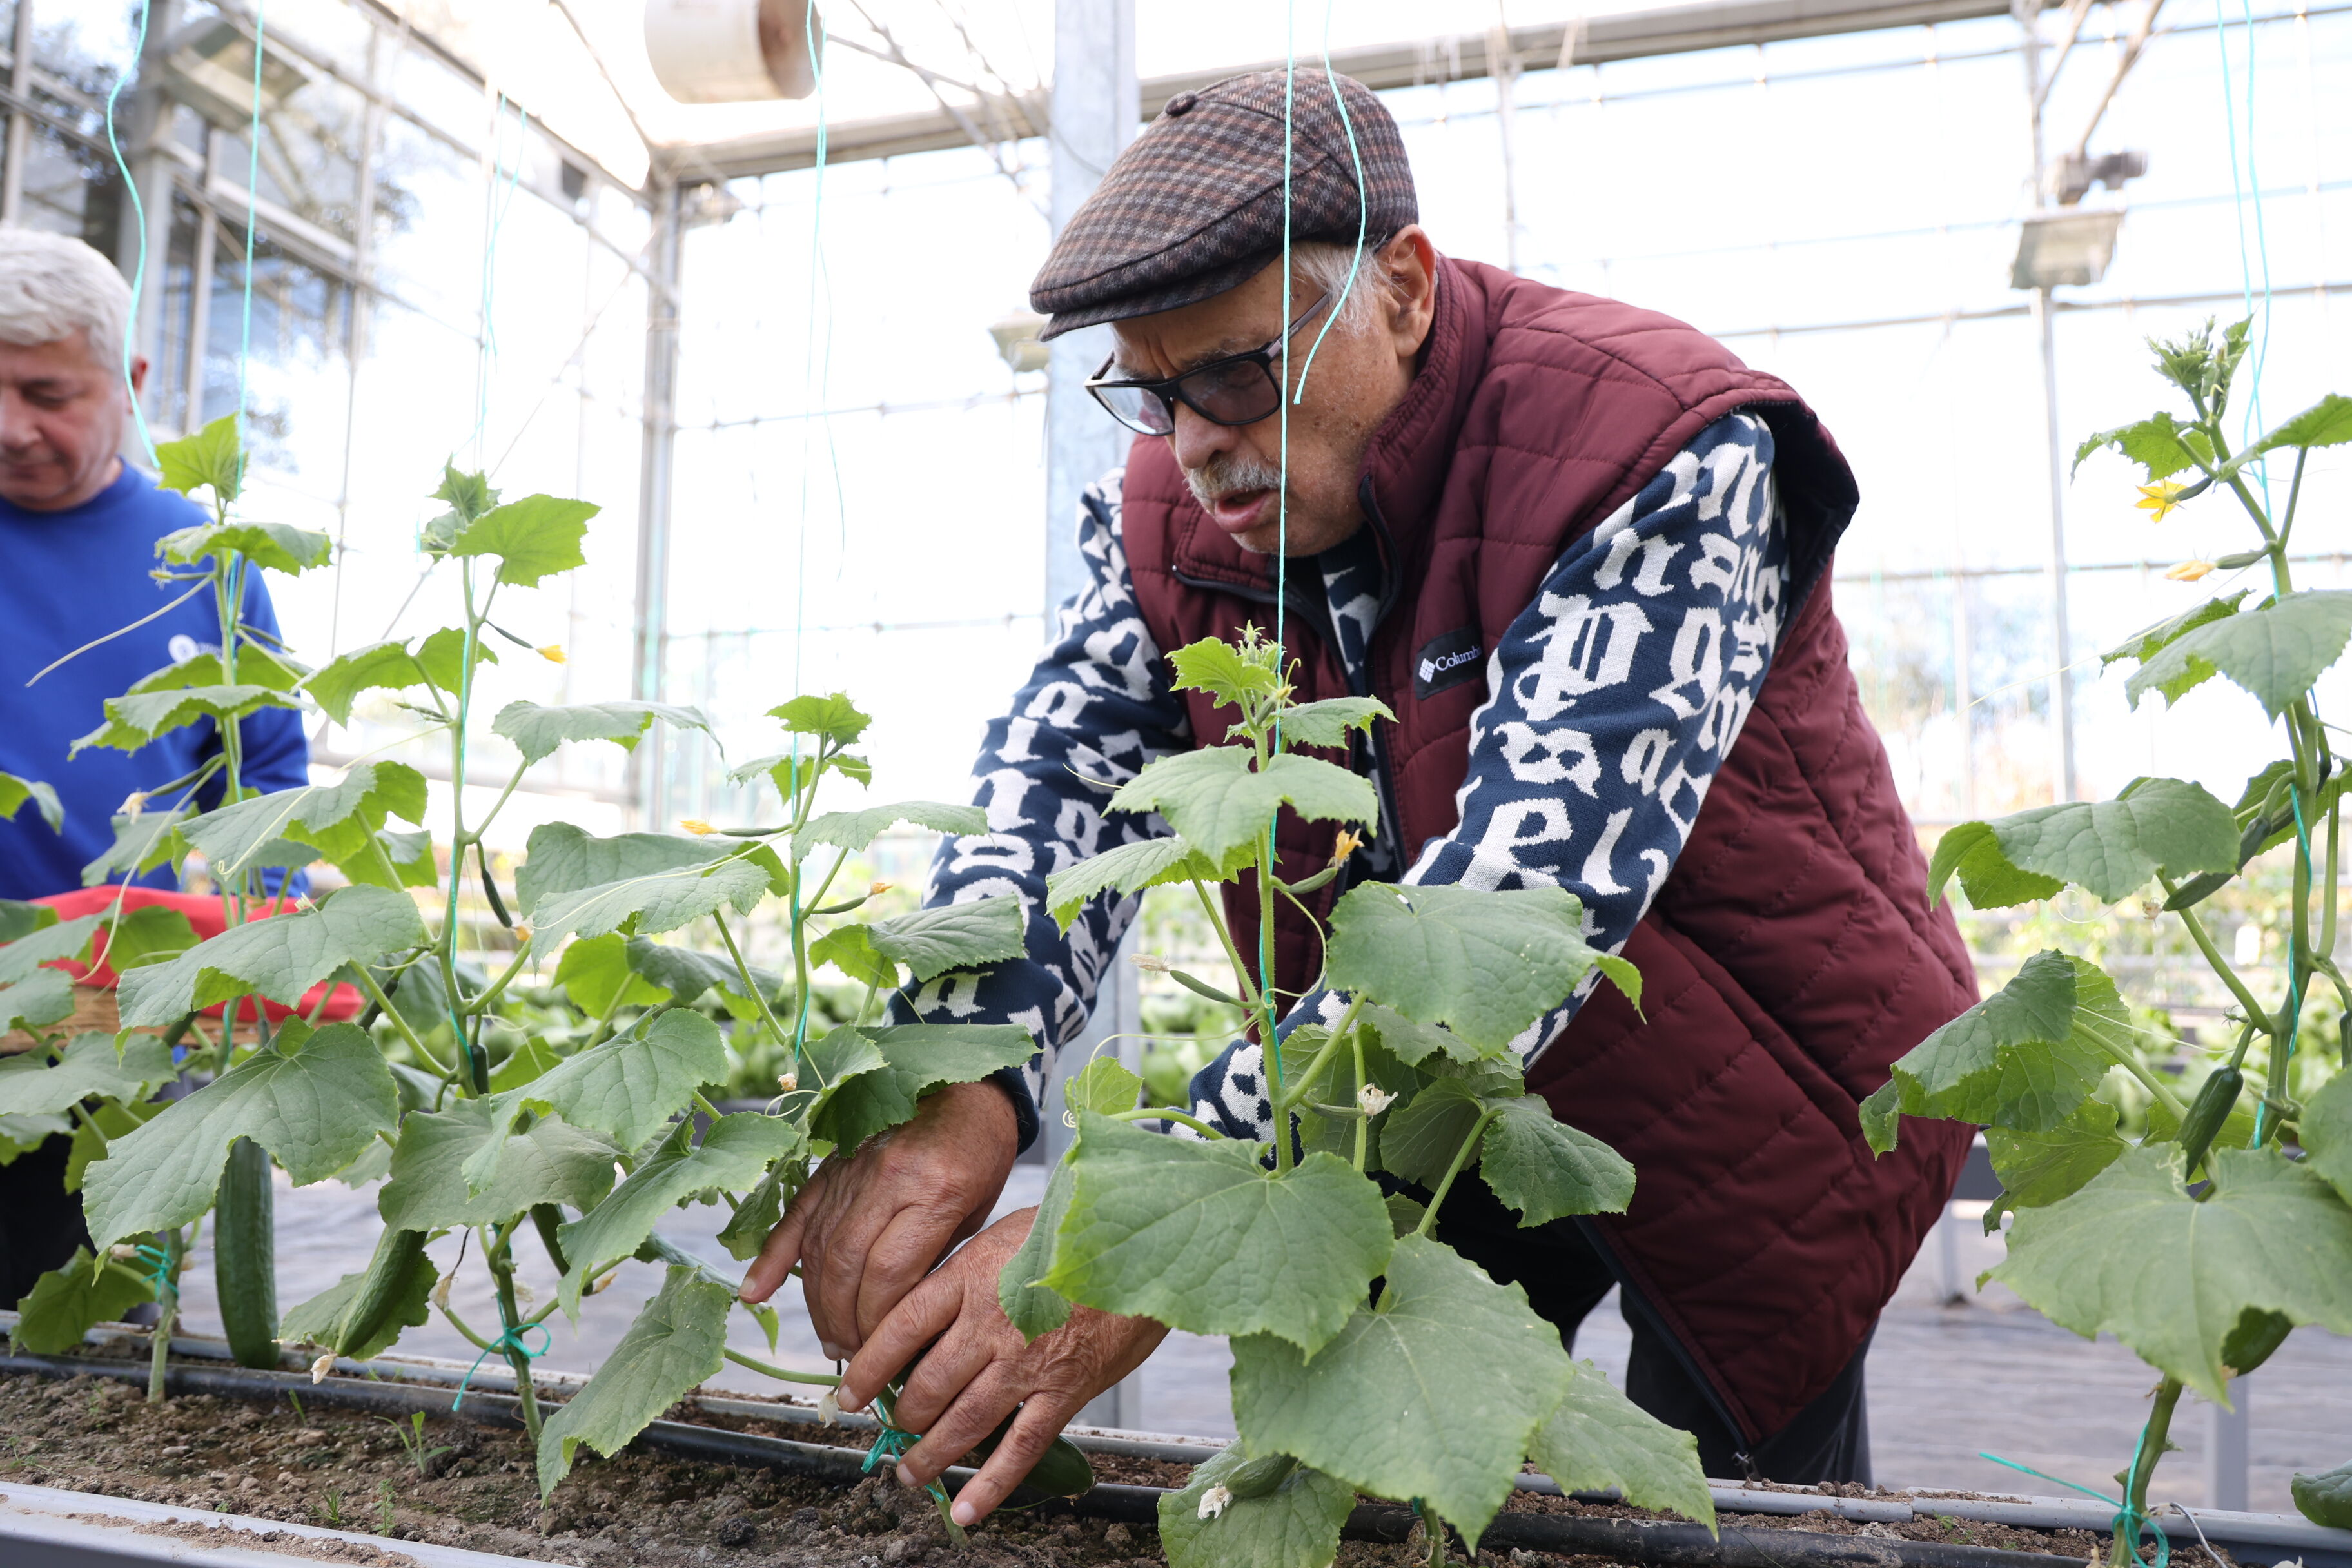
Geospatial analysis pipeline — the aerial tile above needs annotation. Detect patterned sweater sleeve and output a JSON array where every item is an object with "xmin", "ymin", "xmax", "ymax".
[
  {"xmin": 890, "ymin": 470, "xmax": 1191, "ymax": 1152},
  {"xmin": 1187, "ymin": 412, "xmax": 1792, "ymax": 1141}
]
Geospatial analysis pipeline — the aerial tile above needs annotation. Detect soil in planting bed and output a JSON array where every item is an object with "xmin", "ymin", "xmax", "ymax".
[{"xmin": 0, "ymin": 1367, "xmax": 2202, "ymax": 1568}]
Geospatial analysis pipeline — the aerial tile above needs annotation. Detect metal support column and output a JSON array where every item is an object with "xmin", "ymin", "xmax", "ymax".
[
  {"xmin": 2207, "ymin": 1380, "xmax": 2251, "ymax": 1511},
  {"xmin": 2032, "ymin": 284, "xmax": 2076, "ymax": 802},
  {"xmin": 1043, "ymin": 0, "xmax": 1138, "ymax": 623},
  {"xmin": 1, "ymin": 0, "xmax": 35, "ymax": 223},
  {"xmin": 632, "ymin": 177, "xmax": 685, "ymax": 830},
  {"xmin": 1044, "ymin": 1, "xmax": 1141, "ymax": 1429},
  {"xmin": 2015, "ymin": 0, "xmax": 2076, "ymax": 804}
]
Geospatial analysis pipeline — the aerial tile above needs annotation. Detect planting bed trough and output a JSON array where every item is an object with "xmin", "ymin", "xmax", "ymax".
[{"xmin": 3, "ymin": 1322, "xmax": 2347, "ymax": 1568}]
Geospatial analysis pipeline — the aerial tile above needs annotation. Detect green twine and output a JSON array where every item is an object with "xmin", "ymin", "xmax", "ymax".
[
  {"xmin": 450, "ymin": 1322, "xmax": 549, "ymax": 1412},
  {"xmin": 1979, "ymin": 1451, "xmax": 2170, "ymax": 1568},
  {"xmin": 100, "ymin": 0, "xmax": 161, "ymax": 467},
  {"xmin": 133, "ymin": 1242, "xmax": 178, "ymax": 1302},
  {"xmin": 861, "ymin": 1396, "xmax": 955, "ymax": 1519}
]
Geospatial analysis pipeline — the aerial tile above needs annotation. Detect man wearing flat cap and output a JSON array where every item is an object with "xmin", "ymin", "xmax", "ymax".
[{"xmin": 745, "ymin": 70, "xmax": 1975, "ymax": 1519}]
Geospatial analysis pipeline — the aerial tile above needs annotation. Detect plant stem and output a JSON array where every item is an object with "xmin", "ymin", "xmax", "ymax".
[
  {"xmin": 1108, "ymin": 1105, "xmax": 1228, "ymax": 1140},
  {"xmin": 1277, "ymin": 993, "xmax": 1367, "ymax": 1113},
  {"xmin": 468, "ymin": 759, "xmax": 533, "ymax": 845},
  {"xmin": 1352, "ymin": 1026, "xmax": 1371, "ymax": 1172},
  {"xmin": 713, "ymin": 911, "xmax": 800, "ymax": 1074},
  {"xmin": 2106, "ymin": 1378, "xmax": 2184, "ymax": 1568},
  {"xmin": 721, "ymin": 1348, "xmax": 841, "ymax": 1386},
  {"xmin": 466, "ymin": 944, "xmax": 533, "ymax": 1018},
  {"xmin": 146, "ymin": 1226, "xmax": 184, "ymax": 1404},
  {"xmin": 348, "ymin": 962, "xmax": 452, "ymax": 1077},
  {"xmin": 1415, "ymin": 1109, "xmax": 1504, "ymax": 1239},
  {"xmin": 2320, "ymin": 803, "xmax": 2340, "ymax": 962},
  {"xmin": 435, "ymin": 1301, "xmax": 498, "ymax": 1353},
  {"xmin": 1256, "ymin": 826, "xmax": 1284, "ymax": 1150},
  {"xmin": 440, "ymin": 561, "xmax": 482, "ymax": 1092},
  {"xmin": 1188, "ymin": 878, "xmax": 1261, "ymax": 1010},
  {"xmin": 483, "ymin": 1224, "xmax": 544, "ymax": 1442},
  {"xmin": 2159, "ymin": 879, "xmax": 2275, "ymax": 1033}
]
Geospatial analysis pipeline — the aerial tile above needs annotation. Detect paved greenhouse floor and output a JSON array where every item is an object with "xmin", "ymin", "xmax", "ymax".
[{"xmin": 164, "ymin": 1168, "xmax": 2351, "ymax": 1517}]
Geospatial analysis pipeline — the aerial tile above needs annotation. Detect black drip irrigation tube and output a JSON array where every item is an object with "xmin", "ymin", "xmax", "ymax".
[{"xmin": 0, "ymin": 1344, "xmax": 2287, "ymax": 1568}]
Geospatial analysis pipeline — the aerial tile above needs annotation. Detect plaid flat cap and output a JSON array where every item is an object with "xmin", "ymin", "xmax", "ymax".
[{"xmin": 1031, "ymin": 68, "xmax": 1416, "ymax": 339}]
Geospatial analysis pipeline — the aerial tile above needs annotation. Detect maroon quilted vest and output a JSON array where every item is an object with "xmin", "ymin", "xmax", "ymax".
[{"xmin": 1122, "ymin": 256, "xmax": 1976, "ymax": 1444}]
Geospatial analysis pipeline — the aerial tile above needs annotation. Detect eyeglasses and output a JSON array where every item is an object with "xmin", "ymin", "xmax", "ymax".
[{"xmin": 1084, "ymin": 291, "xmax": 1332, "ymax": 436}]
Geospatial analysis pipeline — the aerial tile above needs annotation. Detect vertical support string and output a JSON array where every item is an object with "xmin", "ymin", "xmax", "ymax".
[{"xmin": 101, "ymin": 0, "xmax": 161, "ymax": 466}]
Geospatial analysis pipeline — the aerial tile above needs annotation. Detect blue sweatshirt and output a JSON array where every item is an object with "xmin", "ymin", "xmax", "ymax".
[{"xmin": 0, "ymin": 466, "xmax": 311, "ymax": 901}]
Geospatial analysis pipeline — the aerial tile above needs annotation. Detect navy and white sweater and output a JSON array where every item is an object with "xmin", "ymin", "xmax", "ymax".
[{"xmin": 898, "ymin": 413, "xmax": 1790, "ymax": 1147}]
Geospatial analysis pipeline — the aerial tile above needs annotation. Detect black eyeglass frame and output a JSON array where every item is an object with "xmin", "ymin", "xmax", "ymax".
[{"xmin": 1082, "ymin": 291, "xmax": 1333, "ymax": 436}]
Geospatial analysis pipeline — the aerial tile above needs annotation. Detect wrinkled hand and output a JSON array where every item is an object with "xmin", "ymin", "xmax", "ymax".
[
  {"xmin": 739, "ymin": 1079, "xmax": 1019, "ymax": 1357},
  {"xmin": 840, "ymin": 1208, "xmax": 1168, "ymax": 1527}
]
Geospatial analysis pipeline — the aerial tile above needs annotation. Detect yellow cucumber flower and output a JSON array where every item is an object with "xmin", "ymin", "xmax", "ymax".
[
  {"xmin": 2164, "ymin": 560, "xmax": 2215, "ymax": 582},
  {"xmin": 678, "ymin": 818, "xmax": 716, "ymax": 836},
  {"xmin": 2135, "ymin": 480, "xmax": 2188, "ymax": 521}
]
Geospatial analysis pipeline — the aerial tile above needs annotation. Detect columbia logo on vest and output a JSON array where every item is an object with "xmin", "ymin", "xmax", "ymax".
[{"xmin": 1411, "ymin": 629, "xmax": 1484, "ymax": 699}]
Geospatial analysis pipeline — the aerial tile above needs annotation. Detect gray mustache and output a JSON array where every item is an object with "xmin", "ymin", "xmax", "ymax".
[{"xmin": 1184, "ymin": 456, "xmax": 1286, "ymax": 510}]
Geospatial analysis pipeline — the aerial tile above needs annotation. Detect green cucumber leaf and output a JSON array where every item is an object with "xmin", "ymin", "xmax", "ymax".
[
  {"xmin": 1045, "ymin": 834, "xmax": 1239, "ymax": 930},
  {"xmin": 1989, "ymin": 1146, "xmax": 2352, "ymax": 1402},
  {"xmin": 1479, "ymin": 1097, "xmax": 1635, "ymax": 1224},
  {"xmin": 10, "ymin": 1246, "xmax": 155, "ymax": 1353},
  {"xmin": 1230, "ymin": 1231, "xmax": 1575, "ymax": 1547},
  {"xmin": 117, "ymin": 885, "xmax": 429, "ymax": 1028},
  {"xmin": 70, "ymin": 684, "xmax": 299, "ymax": 758},
  {"xmin": 1159, "ymin": 1442, "xmax": 1355, "ymax": 1568},
  {"xmin": 1064, "ymin": 1057, "xmax": 1143, "ymax": 1116},
  {"xmin": 769, "ymin": 692, "xmax": 871, "ymax": 746},
  {"xmin": 865, "ymin": 897, "xmax": 1024, "ymax": 982},
  {"xmin": 1329, "ymin": 883, "xmax": 1628, "ymax": 1053},
  {"xmin": 527, "ymin": 858, "xmax": 774, "ymax": 956},
  {"xmin": 0, "ymin": 968, "xmax": 75, "ymax": 1033},
  {"xmin": 154, "ymin": 414, "xmax": 245, "ymax": 502},
  {"xmin": 552, "ymin": 932, "xmax": 669, "ymax": 1016},
  {"xmin": 806, "ymin": 923, "xmax": 897, "ymax": 988},
  {"xmin": 0, "ymin": 1032, "xmax": 175, "ymax": 1117},
  {"xmin": 1000, "ymin": 1152, "xmax": 1079, "ymax": 1342},
  {"xmin": 625, "ymin": 937, "xmax": 778, "ymax": 1008},
  {"xmin": 1928, "ymin": 779, "xmax": 2237, "ymax": 907},
  {"xmin": 471, "ymin": 1008, "xmax": 729, "ymax": 1184},
  {"xmin": 157, "ymin": 519, "xmax": 331, "ymax": 575},
  {"xmin": 0, "ymin": 914, "xmax": 103, "ymax": 985},
  {"xmin": 2223, "ymin": 393, "xmax": 2352, "ymax": 478},
  {"xmin": 2298, "ymin": 1071, "xmax": 2352, "ymax": 1208},
  {"xmin": 179, "ymin": 764, "xmax": 430, "ymax": 889},
  {"xmin": 1879, "ymin": 951, "xmax": 2126, "ymax": 1132},
  {"xmin": 0, "ymin": 770, "xmax": 63, "ymax": 832},
  {"xmin": 2072, "ymin": 411, "xmax": 2202, "ymax": 482},
  {"xmin": 1984, "ymin": 1098, "xmax": 2128, "ymax": 1209},
  {"xmin": 537, "ymin": 1266, "xmax": 732, "ymax": 1498},
  {"xmin": 1529, "ymin": 1361, "xmax": 1716, "ymax": 1529},
  {"xmin": 794, "ymin": 801, "xmax": 986, "ymax": 861},
  {"xmin": 1168, "ymin": 638, "xmax": 1280, "ymax": 707},
  {"xmin": 1043, "ymin": 1111, "xmax": 1391, "ymax": 1355},
  {"xmin": 1274, "ymin": 697, "xmax": 1393, "ymax": 750},
  {"xmin": 449, "ymin": 495, "xmax": 596, "ymax": 587},
  {"xmin": 2293, "ymin": 1464, "xmax": 2352, "ymax": 1531},
  {"xmin": 82, "ymin": 1023, "xmax": 397, "ymax": 1251},
  {"xmin": 81, "ymin": 807, "xmax": 191, "ymax": 888},
  {"xmin": 514, "ymin": 822, "xmax": 740, "ymax": 916},
  {"xmin": 2103, "ymin": 593, "xmax": 2248, "ymax": 670},
  {"xmin": 808, "ymin": 1024, "xmax": 1034, "ymax": 1153},
  {"xmin": 1378, "ymin": 1078, "xmax": 1504, "ymax": 1189},
  {"xmin": 492, "ymin": 701, "xmax": 717, "ymax": 767},
  {"xmin": 377, "ymin": 1099, "xmax": 620, "ymax": 1231},
  {"xmin": 1108, "ymin": 748, "xmax": 1376, "ymax": 863},
  {"xmin": 556, "ymin": 1113, "xmax": 803, "ymax": 1315},
  {"xmin": 103, "ymin": 905, "xmax": 200, "ymax": 973},
  {"xmin": 2126, "ymin": 591, "xmax": 2352, "ymax": 719}
]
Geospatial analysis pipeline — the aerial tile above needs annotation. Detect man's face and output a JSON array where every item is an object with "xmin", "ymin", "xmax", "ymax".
[
  {"xmin": 0, "ymin": 329, "xmax": 137, "ymax": 511},
  {"xmin": 1107, "ymin": 229, "xmax": 1436, "ymax": 557}
]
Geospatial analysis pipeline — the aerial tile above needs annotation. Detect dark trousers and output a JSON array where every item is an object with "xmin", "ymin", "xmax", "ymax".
[
  {"xmin": 1, "ymin": 1133, "xmax": 92, "ymax": 1308},
  {"xmin": 1435, "ymin": 1173, "xmax": 1874, "ymax": 1487}
]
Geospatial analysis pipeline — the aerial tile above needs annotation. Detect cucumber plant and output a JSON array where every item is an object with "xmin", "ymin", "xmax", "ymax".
[
  {"xmin": 1867, "ymin": 320, "xmax": 2352, "ymax": 1546},
  {"xmin": 1, "ymin": 418, "xmax": 1719, "ymax": 1563},
  {"xmin": 1006, "ymin": 629, "xmax": 1716, "ymax": 1568}
]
